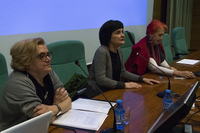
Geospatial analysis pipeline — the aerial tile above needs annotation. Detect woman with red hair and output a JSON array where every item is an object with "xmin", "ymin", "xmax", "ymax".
[{"xmin": 125, "ymin": 20, "xmax": 195, "ymax": 78}]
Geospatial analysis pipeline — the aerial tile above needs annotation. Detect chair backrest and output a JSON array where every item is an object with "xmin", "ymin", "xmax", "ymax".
[
  {"xmin": 120, "ymin": 31, "xmax": 135, "ymax": 63},
  {"xmin": 0, "ymin": 53, "xmax": 8, "ymax": 97},
  {"xmin": 161, "ymin": 33, "xmax": 174, "ymax": 63},
  {"xmin": 171, "ymin": 27, "xmax": 188, "ymax": 59},
  {"xmin": 47, "ymin": 40, "xmax": 88, "ymax": 85}
]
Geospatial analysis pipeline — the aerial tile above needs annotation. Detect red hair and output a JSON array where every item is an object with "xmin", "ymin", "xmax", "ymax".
[{"xmin": 146, "ymin": 20, "xmax": 168, "ymax": 35}]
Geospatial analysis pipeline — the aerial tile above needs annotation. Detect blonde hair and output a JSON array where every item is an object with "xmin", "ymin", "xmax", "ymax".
[{"xmin": 10, "ymin": 38, "xmax": 45, "ymax": 71}]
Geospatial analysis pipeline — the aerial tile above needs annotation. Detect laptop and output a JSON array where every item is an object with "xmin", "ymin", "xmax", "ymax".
[{"xmin": 1, "ymin": 111, "xmax": 52, "ymax": 133}]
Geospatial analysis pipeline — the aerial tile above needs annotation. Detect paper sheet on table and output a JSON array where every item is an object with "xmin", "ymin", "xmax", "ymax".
[
  {"xmin": 72, "ymin": 98, "xmax": 116, "ymax": 114},
  {"xmin": 53, "ymin": 109, "xmax": 108, "ymax": 131},
  {"xmin": 176, "ymin": 59, "xmax": 200, "ymax": 65}
]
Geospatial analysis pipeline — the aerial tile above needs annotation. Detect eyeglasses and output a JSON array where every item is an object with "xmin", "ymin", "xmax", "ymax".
[{"xmin": 37, "ymin": 52, "xmax": 52, "ymax": 62}]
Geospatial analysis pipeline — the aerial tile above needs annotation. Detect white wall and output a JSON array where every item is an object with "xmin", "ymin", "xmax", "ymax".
[{"xmin": 0, "ymin": 0, "xmax": 154, "ymax": 74}]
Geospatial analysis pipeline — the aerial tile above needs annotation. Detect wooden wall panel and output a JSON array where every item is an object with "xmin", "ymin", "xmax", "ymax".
[
  {"xmin": 153, "ymin": 0, "xmax": 162, "ymax": 21},
  {"xmin": 153, "ymin": 0, "xmax": 200, "ymax": 50},
  {"xmin": 190, "ymin": 0, "xmax": 200, "ymax": 50},
  {"xmin": 153, "ymin": 0, "xmax": 167, "ymax": 24}
]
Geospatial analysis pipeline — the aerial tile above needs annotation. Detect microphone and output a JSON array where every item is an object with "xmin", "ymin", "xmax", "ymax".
[
  {"xmin": 172, "ymin": 45, "xmax": 200, "ymax": 77},
  {"xmin": 75, "ymin": 60, "xmax": 124, "ymax": 133},
  {"xmin": 135, "ymin": 52, "xmax": 181, "ymax": 98}
]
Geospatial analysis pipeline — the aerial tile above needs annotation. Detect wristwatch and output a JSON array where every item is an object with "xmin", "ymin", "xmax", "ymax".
[{"xmin": 55, "ymin": 104, "xmax": 62, "ymax": 116}]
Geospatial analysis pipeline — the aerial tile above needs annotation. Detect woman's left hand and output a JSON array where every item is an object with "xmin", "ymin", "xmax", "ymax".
[
  {"xmin": 143, "ymin": 78, "xmax": 161, "ymax": 85},
  {"xmin": 32, "ymin": 104, "xmax": 52, "ymax": 117},
  {"xmin": 53, "ymin": 87, "xmax": 69, "ymax": 104}
]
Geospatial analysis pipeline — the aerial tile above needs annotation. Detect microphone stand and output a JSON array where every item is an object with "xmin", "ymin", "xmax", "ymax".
[
  {"xmin": 136, "ymin": 52, "xmax": 180, "ymax": 98},
  {"xmin": 75, "ymin": 60, "xmax": 124, "ymax": 133}
]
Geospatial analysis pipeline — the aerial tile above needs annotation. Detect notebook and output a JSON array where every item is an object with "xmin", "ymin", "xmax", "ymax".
[{"xmin": 1, "ymin": 111, "xmax": 52, "ymax": 133}]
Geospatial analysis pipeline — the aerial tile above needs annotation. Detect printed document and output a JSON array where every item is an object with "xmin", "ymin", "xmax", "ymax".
[
  {"xmin": 72, "ymin": 98, "xmax": 116, "ymax": 114},
  {"xmin": 53, "ymin": 109, "xmax": 107, "ymax": 131},
  {"xmin": 176, "ymin": 59, "xmax": 200, "ymax": 65},
  {"xmin": 52, "ymin": 98, "xmax": 115, "ymax": 131}
]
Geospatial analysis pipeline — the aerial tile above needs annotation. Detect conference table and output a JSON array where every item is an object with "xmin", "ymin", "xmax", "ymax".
[{"xmin": 48, "ymin": 50, "xmax": 200, "ymax": 133}]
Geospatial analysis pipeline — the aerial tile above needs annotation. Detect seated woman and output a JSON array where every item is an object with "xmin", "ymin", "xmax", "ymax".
[
  {"xmin": 125, "ymin": 20, "xmax": 195, "ymax": 79},
  {"xmin": 85, "ymin": 20, "xmax": 160, "ymax": 98},
  {"xmin": 0, "ymin": 38, "xmax": 71, "ymax": 131}
]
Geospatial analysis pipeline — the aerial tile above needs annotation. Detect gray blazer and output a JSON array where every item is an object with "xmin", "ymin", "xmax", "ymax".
[
  {"xmin": 86, "ymin": 45, "xmax": 143, "ymax": 98},
  {"xmin": 0, "ymin": 70, "xmax": 62, "ymax": 131}
]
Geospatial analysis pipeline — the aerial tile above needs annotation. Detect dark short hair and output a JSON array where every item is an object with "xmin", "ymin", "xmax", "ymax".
[{"xmin": 99, "ymin": 20, "xmax": 124, "ymax": 46}]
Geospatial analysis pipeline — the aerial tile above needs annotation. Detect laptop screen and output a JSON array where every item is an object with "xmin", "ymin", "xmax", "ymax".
[
  {"xmin": 1, "ymin": 111, "xmax": 52, "ymax": 133},
  {"xmin": 148, "ymin": 81, "xmax": 199, "ymax": 133}
]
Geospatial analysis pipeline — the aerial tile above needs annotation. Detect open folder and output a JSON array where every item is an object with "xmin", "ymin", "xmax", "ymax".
[{"xmin": 52, "ymin": 98, "xmax": 116, "ymax": 131}]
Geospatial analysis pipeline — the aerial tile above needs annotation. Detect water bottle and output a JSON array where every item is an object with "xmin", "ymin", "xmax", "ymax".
[
  {"xmin": 115, "ymin": 99, "xmax": 125, "ymax": 130},
  {"xmin": 163, "ymin": 89, "xmax": 173, "ymax": 111}
]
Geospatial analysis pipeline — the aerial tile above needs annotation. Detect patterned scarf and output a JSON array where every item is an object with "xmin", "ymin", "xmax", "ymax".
[{"xmin": 146, "ymin": 36, "xmax": 161, "ymax": 65}]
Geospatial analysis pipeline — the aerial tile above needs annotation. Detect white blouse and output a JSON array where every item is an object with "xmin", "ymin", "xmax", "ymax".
[{"xmin": 148, "ymin": 57, "xmax": 173, "ymax": 76}]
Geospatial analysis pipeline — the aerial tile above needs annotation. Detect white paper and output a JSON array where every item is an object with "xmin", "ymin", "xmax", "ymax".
[
  {"xmin": 173, "ymin": 77, "xmax": 186, "ymax": 79},
  {"xmin": 176, "ymin": 59, "xmax": 200, "ymax": 65},
  {"xmin": 72, "ymin": 98, "xmax": 116, "ymax": 114},
  {"xmin": 52, "ymin": 98, "xmax": 114, "ymax": 131},
  {"xmin": 53, "ymin": 109, "xmax": 108, "ymax": 131}
]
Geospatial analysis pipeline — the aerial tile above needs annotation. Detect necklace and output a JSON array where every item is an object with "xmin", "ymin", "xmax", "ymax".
[{"xmin": 44, "ymin": 91, "xmax": 48, "ymax": 99}]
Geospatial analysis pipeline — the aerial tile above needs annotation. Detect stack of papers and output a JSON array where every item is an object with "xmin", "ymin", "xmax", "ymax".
[
  {"xmin": 176, "ymin": 59, "xmax": 200, "ymax": 65},
  {"xmin": 53, "ymin": 98, "xmax": 116, "ymax": 131}
]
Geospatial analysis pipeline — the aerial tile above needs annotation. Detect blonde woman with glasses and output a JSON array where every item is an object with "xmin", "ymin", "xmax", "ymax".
[{"xmin": 0, "ymin": 38, "xmax": 71, "ymax": 131}]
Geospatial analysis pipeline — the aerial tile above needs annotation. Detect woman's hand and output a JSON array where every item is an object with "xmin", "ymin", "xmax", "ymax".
[
  {"xmin": 53, "ymin": 87, "xmax": 69, "ymax": 104},
  {"xmin": 173, "ymin": 70, "xmax": 196, "ymax": 79},
  {"xmin": 143, "ymin": 78, "xmax": 161, "ymax": 85},
  {"xmin": 125, "ymin": 82, "xmax": 142, "ymax": 89},
  {"xmin": 32, "ymin": 104, "xmax": 53, "ymax": 117}
]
